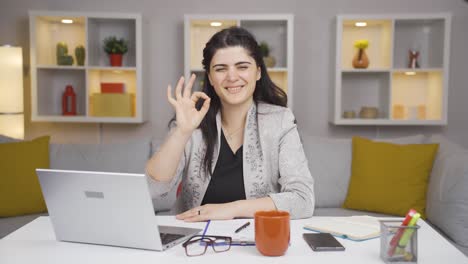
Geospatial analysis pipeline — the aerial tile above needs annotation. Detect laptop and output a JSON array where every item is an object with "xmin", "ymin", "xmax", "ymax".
[{"xmin": 36, "ymin": 168, "xmax": 202, "ymax": 251}]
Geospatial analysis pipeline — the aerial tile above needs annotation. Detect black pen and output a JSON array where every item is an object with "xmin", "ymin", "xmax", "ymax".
[{"xmin": 234, "ymin": 222, "xmax": 250, "ymax": 233}]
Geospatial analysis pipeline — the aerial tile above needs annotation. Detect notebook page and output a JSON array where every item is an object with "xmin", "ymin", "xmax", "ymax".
[{"xmin": 204, "ymin": 219, "xmax": 255, "ymax": 243}]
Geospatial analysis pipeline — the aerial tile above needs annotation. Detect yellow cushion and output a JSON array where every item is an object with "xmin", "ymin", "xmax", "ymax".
[
  {"xmin": 343, "ymin": 136, "xmax": 439, "ymax": 218},
  {"xmin": 0, "ymin": 136, "xmax": 50, "ymax": 217}
]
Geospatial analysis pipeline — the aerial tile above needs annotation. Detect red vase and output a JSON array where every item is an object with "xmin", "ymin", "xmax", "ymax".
[
  {"xmin": 62, "ymin": 85, "xmax": 77, "ymax": 116},
  {"xmin": 110, "ymin": 54, "xmax": 123, "ymax": 67}
]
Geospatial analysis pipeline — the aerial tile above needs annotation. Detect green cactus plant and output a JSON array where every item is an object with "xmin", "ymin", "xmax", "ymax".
[
  {"xmin": 75, "ymin": 45, "xmax": 85, "ymax": 66},
  {"xmin": 58, "ymin": 55, "xmax": 74, "ymax": 65},
  {"xmin": 56, "ymin": 42, "xmax": 68, "ymax": 65}
]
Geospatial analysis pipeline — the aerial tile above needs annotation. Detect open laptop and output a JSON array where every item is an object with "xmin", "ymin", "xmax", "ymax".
[{"xmin": 36, "ymin": 169, "xmax": 202, "ymax": 251}]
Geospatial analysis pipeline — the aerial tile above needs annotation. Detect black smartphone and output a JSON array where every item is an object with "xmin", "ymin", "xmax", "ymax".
[{"xmin": 303, "ymin": 233, "xmax": 345, "ymax": 251}]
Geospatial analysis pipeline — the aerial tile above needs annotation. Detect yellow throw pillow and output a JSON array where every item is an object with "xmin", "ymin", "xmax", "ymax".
[
  {"xmin": 343, "ymin": 137, "xmax": 439, "ymax": 218},
  {"xmin": 0, "ymin": 136, "xmax": 50, "ymax": 217}
]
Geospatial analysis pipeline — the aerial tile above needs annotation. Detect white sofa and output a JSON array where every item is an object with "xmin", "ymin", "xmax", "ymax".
[{"xmin": 1, "ymin": 134, "xmax": 467, "ymax": 256}]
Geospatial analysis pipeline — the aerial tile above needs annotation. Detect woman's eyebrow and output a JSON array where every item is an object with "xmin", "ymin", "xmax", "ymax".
[
  {"xmin": 212, "ymin": 61, "xmax": 252, "ymax": 68},
  {"xmin": 235, "ymin": 61, "xmax": 252, "ymax": 66}
]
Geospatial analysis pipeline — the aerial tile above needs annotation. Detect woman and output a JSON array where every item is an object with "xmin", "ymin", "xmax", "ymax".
[{"xmin": 146, "ymin": 27, "xmax": 314, "ymax": 222}]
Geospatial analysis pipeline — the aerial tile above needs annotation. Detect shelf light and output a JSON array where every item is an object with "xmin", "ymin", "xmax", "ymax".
[
  {"xmin": 355, "ymin": 22, "xmax": 367, "ymax": 27},
  {"xmin": 210, "ymin": 21, "xmax": 222, "ymax": 27},
  {"xmin": 61, "ymin": 19, "xmax": 74, "ymax": 24},
  {"xmin": 112, "ymin": 70, "xmax": 123, "ymax": 74},
  {"xmin": 405, "ymin": 71, "xmax": 416, "ymax": 76}
]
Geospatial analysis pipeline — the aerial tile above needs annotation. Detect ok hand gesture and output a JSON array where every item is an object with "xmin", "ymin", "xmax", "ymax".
[{"xmin": 167, "ymin": 74, "xmax": 211, "ymax": 135}]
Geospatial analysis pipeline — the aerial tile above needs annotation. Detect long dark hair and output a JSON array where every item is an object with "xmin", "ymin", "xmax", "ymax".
[{"xmin": 198, "ymin": 26, "xmax": 287, "ymax": 175}]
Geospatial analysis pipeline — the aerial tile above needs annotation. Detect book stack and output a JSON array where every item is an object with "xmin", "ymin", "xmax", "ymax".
[{"xmin": 100, "ymin": 83, "xmax": 126, "ymax": 93}]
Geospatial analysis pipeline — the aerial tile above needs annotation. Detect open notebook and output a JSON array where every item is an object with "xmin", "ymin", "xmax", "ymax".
[{"xmin": 304, "ymin": 216, "xmax": 380, "ymax": 241}]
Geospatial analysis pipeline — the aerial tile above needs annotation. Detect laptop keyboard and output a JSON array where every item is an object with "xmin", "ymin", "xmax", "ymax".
[{"xmin": 160, "ymin": 232, "xmax": 185, "ymax": 245}]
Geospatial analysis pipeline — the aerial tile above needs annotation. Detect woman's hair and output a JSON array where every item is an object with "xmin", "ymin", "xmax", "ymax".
[{"xmin": 198, "ymin": 26, "xmax": 287, "ymax": 175}]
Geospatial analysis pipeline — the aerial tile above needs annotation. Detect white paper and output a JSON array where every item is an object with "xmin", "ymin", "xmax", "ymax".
[{"xmin": 203, "ymin": 219, "xmax": 255, "ymax": 244}]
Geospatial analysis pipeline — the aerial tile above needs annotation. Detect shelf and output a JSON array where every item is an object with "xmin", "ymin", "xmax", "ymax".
[
  {"xmin": 31, "ymin": 115, "xmax": 142, "ymax": 123},
  {"xmin": 333, "ymin": 14, "xmax": 450, "ymax": 125},
  {"xmin": 33, "ymin": 15, "xmax": 86, "ymax": 66},
  {"xmin": 341, "ymin": 19, "xmax": 392, "ymax": 70},
  {"xmin": 341, "ymin": 68, "xmax": 390, "ymax": 73},
  {"xmin": 36, "ymin": 68, "xmax": 86, "ymax": 116},
  {"xmin": 37, "ymin": 65, "xmax": 86, "ymax": 70},
  {"xmin": 393, "ymin": 18, "xmax": 445, "ymax": 69},
  {"xmin": 334, "ymin": 118, "xmax": 445, "ymax": 126},
  {"xmin": 88, "ymin": 66, "xmax": 137, "ymax": 71},
  {"xmin": 30, "ymin": 11, "xmax": 144, "ymax": 123},
  {"xmin": 392, "ymin": 68, "xmax": 443, "ymax": 73},
  {"xmin": 391, "ymin": 71, "xmax": 443, "ymax": 121},
  {"xmin": 88, "ymin": 18, "xmax": 137, "ymax": 67},
  {"xmin": 341, "ymin": 72, "xmax": 390, "ymax": 119},
  {"xmin": 267, "ymin": 67, "xmax": 288, "ymax": 72}
]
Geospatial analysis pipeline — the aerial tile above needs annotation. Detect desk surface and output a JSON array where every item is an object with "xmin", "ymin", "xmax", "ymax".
[{"xmin": 1, "ymin": 216, "xmax": 467, "ymax": 264}]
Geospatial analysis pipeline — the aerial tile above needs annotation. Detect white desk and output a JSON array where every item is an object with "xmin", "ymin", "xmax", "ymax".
[{"xmin": 1, "ymin": 216, "xmax": 466, "ymax": 264}]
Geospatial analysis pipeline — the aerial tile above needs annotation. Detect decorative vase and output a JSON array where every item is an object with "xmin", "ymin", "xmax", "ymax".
[
  {"xmin": 62, "ymin": 85, "xmax": 77, "ymax": 116},
  {"xmin": 352, "ymin": 48, "xmax": 369, "ymax": 69},
  {"xmin": 263, "ymin": 56, "xmax": 276, "ymax": 68},
  {"xmin": 109, "ymin": 54, "xmax": 123, "ymax": 67}
]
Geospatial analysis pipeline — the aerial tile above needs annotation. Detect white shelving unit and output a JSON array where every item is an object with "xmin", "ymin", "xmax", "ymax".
[
  {"xmin": 184, "ymin": 14, "xmax": 294, "ymax": 107},
  {"xmin": 29, "ymin": 11, "xmax": 144, "ymax": 123},
  {"xmin": 332, "ymin": 14, "xmax": 451, "ymax": 125}
]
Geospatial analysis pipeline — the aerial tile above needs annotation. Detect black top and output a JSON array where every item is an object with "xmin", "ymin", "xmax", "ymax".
[{"xmin": 201, "ymin": 130, "xmax": 246, "ymax": 205}]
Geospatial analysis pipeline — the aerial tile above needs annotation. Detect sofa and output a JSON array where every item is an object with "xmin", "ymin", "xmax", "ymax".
[{"xmin": 1, "ymin": 133, "xmax": 467, "ymax": 256}]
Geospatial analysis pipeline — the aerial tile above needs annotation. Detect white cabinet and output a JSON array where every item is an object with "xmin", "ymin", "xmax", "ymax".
[
  {"xmin": 184, "ymin": 14, "xmax": 294, "ymax": 107},
  {"xmin": 332, "ymin": 14, "xmax": 451, "ymax": 125},
  {"xmin": 29, "ymin": 11, "xmax": 144, "ymax": 123}
]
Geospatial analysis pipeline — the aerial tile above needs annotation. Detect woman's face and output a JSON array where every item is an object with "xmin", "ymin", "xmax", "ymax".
[{"xmin": 208, "ymin": 46, "xmax": 260, "ymax": 108}]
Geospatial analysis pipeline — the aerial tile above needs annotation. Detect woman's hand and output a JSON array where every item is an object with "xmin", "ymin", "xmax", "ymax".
[
  {"xmin": 176, "ymin": 202, "xmax": 240, "ymax": 222},
  {"xmin": 167, "ymin": 74, "xmax": 211, "ymax": 135}
]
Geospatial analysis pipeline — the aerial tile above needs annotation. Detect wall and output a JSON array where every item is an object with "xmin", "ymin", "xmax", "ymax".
[{"xmin": 1, "ymin": 0, "xmax": 467, "ymax": 147}]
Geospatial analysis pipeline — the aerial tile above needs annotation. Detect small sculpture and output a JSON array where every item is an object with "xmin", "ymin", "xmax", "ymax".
[{"xmin": 408, "ymin": 50, "xmax": 420, "ymax": 68}]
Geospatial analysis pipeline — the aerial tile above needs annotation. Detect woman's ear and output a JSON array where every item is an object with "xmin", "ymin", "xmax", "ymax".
[{"xmin": 256, "ymin": 67, "xmax": 261, "ymax": 81}]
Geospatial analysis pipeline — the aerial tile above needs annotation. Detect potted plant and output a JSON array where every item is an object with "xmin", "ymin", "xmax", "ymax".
[
  {"xmin": 103, "ymin": 36, "xmax": 128, "ymax": 67},
  {"xmin": 259, "ymin": 41, "xmax": 276, "ymax": 68}
]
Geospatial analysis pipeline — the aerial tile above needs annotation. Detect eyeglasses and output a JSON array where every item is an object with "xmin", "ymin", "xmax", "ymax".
[{"xmin": 182, "ymin": 235, "xmax": 232, "ymax": 257}]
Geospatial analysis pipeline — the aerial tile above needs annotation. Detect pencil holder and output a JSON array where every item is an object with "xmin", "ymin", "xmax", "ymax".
[{"xmin": 380, "ymin": 220, "xmax": 420, "ymax": 263}]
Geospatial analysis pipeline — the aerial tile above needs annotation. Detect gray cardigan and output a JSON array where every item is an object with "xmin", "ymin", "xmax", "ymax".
[{"xmin": 147, "ymin": 103, "xmax": 315, "ymax": 219}]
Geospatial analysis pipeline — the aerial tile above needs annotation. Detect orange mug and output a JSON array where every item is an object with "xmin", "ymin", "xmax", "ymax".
[{"xmin": 254, "ymin": 210, "xmax": 290, "ymax": 256}]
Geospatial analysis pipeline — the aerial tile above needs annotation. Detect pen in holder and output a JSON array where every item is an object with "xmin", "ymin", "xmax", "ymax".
[{"xmin": 380, "ymin": 220, "xmax": 420, "ymax": 263}]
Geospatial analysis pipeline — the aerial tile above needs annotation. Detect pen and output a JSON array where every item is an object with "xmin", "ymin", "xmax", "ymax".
[{"xmin": 234, "ymin": 222, "xmax": 250, "ymax": 233}]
